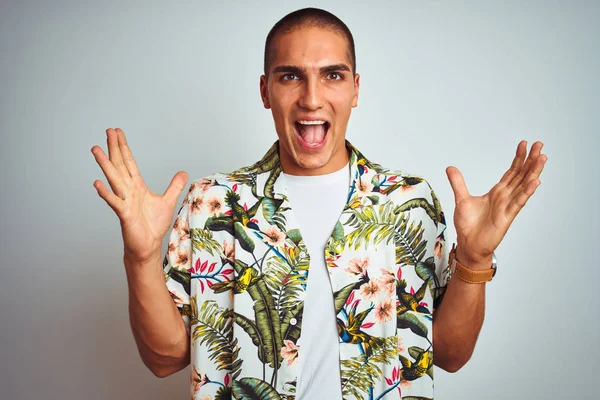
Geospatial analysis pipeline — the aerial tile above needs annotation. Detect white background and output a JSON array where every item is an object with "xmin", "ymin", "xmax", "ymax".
[{"xmin": 1, "ymin": 0, "xmax": 598, "ymax": 399}]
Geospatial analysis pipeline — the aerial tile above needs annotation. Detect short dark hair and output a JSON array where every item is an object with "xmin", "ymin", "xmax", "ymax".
[{"xmin": 263, "ymin": 8, "xmax": 356, "ymax": 77}]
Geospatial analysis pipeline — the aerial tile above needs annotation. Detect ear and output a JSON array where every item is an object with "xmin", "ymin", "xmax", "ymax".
[
  {"xmin": 351, "ymin": 73, "xmax": 360, "ymax": 108},
  {"xmin": 260, "ymin": 75, "xmax": 271, "ymax": 109}
]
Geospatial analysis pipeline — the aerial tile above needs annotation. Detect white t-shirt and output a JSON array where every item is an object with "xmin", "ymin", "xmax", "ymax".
[{"xmin": 281, "ymin": 162, "xmax": 350, "ymax": 400}]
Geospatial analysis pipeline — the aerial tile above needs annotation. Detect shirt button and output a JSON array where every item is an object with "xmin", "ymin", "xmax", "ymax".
[
  {"xmin": 290, "ymin": 318, "xmax": 297, "ymax": 325},
  {"xmin": 299, "ymin": 251, "xmax": 307, "ymax": 258}
]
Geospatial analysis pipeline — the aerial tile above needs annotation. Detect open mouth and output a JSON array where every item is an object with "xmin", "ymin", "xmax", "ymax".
[{"xmin": 294, "ymin": 120, "xmax": 330, "ymax": 148}]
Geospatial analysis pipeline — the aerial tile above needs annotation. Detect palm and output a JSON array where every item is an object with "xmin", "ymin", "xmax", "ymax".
[
  {"xmin": 92, "ymin": 128, "xmax": 189, "ymax": 262},
  {"xmin": 446, "ymin": 141, "xmax": 547, "ymax": 262}
]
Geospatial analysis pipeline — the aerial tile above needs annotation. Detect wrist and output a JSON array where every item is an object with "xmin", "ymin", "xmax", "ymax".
[
  {"xmin": 123, "ymin": 250, "xmax": 163, "ymax": 278},
  {"xmin": 454, "ymin": 246, "xmax": 493, "ymax": 271}
]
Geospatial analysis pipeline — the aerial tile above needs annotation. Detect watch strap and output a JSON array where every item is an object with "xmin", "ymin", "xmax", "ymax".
[{"xmin": 449, "ymin": 243, "xmax": 495, "ymax": 284}]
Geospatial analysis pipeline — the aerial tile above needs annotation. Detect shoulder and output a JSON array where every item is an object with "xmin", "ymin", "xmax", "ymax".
[
  {"xmin": 368, "ymin": 160, "xmax": 443, "ymax": 228},
  {"xmin": 367, "ymin": 160, "xmax": 435, "ymax": 202},
  {"xmin": 186, "ymin": 160, "xmax": 259, "ymax": 199}
]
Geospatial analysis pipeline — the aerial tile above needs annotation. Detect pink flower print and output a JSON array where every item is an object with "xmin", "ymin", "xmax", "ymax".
[
  {"xmin": 206, "ymin": 196, "xmax": 225, "ymax": 216},
  {"xmin": 376, "ymin": 269, "xmax": 396, "ymax": 297},
  {"xmin": 263, "ymin": 225, "xmax": 285, "ymax": 247},
  {"xmin": 400, "ymin": 180, "xmax": 416, "ymax": 194},
  {"xmin": 397, "ymin": 336, "xmax": 406, "ymax": 353},
  {"xmin": 434, "ymin": 236, "xmax": 443, "ymax": 259},
  {"xmin": 374, "ymin": 298, "xmax": 394, "ymax": 324},
  {"xmin": 168, "ymin": 290, "xmax": 185, "ymax": 305},
  {"xmin": 173, "ymin": 247, "xmax": 192, "ymax": 270},
  {"xmin": 222, "ymin": 240, "xmax": 235, "ymax": 263},
  {"xmin": 280, "ymin": 340, "xmax": 299, "ymax": 365},
  {"xmin": 189, "ymin": 195, "xmax": 204, "ymax": 214},
  {"xmin": 346, "ymin": 256, "xmax": 370, "ymax": 276},
  {"xmin": 190, "ymin": 178, "xmax": 214, "ymax": 193},
  {"xmin": 174, "ymin": 216, "xmax": 191, "ymax": 241},
  {"xmin": 355, "ymin": 176, "xmax": 374, "ymax": 197},
  {"xmin": 167, "ymin": 241, "xmax": 177, "ymax": 255},
  {"xmin": 190, "ymin": 364, "xmax": 206, "ymax": 394},
  {"xmin": 359, "ymin": 280, "xmax": 380, "ymax": 301}
]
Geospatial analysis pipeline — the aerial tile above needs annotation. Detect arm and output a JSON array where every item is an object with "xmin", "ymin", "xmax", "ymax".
[
  {"xmin": 91, "ymin": 127, "xmax": 191, "ymax": 377},
  {"xmin": 125, "ymin": 252, "xmax": 190, "ymax": 377},
  {"xmin": 433, "ymin": 140, "xmax": 547, "ymax": 372},
  {"xmin": 432, "ymin": 250, "xmax": 489, "ymax": 372}
]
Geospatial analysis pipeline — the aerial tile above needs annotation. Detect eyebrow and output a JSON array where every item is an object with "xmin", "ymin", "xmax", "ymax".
[{"xmin": 271, "ymin": 63, "xmax": 351, "ymax": 75}]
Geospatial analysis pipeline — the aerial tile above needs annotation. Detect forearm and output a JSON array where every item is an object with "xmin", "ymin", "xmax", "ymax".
[
  {"xmin": 124, "ymin": 252, "xmax": 190, "ymax": 377},
  {"xmin": 432, "ymin": 250, "xmax": 490, "ymax": 372}
]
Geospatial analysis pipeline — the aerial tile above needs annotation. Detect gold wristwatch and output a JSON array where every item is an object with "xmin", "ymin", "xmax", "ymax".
[{"xmin": 448, "ymin": 243, "xmax": 497, "ymax": 284}]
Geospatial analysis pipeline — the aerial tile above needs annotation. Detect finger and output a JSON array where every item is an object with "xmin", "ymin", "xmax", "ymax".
[
  {"xmin": 446, "ymin": 166, "xmax": 470, "ymax": 204},
  {"xmin": 499, "ymin": 140, "xmax": 527, "ymax": 186},
  {"xmin": 91, "ymin": 145, "xmax": 128, "ymax": 199},
  {"xmin": 162, "ymin": 171, "xmax": 189, "ymax": 206},
  {"xmin": 115, "ymin": 128, "xmax": 142, "ymax": 179},
  {"xmin": 506, "ymin": 178, "xmax": 541, "ymax": 219},
  {"xmin": 507, "ymin": 141, "xmax": 543, "ymax": 190},
  {"xmin": 520, "ymin": 153, "xmax": 548, "ymax": 189},
  {"xmin": 107, "ymin": 128, "xmax": 132, "ymax": 182},
  {"xmin": 93, "ymin": 179, "xmax": 127, "ymax": 215}
]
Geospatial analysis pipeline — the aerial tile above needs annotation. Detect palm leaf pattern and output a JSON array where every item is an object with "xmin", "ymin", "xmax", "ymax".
[
  {"xmin": 340, "ymin": 336, "xmax": 397, "ymax": 398},
  {"xmin": 344, "ymin": 201, "xmax": 428, "ymax": 267},
  {"xmin": 190, "ymin": 298, "xmax": 243, "ymax": 379},
  {"xmin": 191, "ymin": 228, "xmax": 222, "ymax": 257},
  {"xmin": 264, "ymin": 243, "xmax": 308, "ymax": 317}
]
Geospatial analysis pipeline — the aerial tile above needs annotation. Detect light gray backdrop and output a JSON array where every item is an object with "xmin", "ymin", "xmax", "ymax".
[{"xmin": 1, "ymin": 0, "xmax": 598, "ymax": 399}]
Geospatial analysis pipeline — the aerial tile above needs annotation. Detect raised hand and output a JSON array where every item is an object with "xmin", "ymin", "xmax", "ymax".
[
  {"xmin": 445, "ymin": 140, "xmax": 547, "ymax": 267},
  {"xmin": 91, "ymin": 128, "xmax": 189, "ymax": 263}
]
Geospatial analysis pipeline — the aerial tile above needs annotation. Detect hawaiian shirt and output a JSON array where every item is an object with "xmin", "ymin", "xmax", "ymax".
[{"xmin": 163, "ymin": 139, "xmax": 452, "ymax": 400}]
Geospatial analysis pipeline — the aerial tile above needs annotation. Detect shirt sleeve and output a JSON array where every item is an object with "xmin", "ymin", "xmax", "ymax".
[
  {"xmin": 429, "ymin": 186, "xmax": 452, "ymax": 313},
  {"xmin": 162, "ymin": 188, "xmax": 193, "ymax": 335}
]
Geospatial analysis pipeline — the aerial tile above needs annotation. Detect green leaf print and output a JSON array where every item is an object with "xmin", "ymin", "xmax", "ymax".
[
  {"xmin": 245, "ymin": 278, "xmax": 284, "ymax": 381},
  {"xmin": 234, "ymin": 312, "xmax": 266, "ymax": 363},
  {"xmin": 205, "ymin": 215, "xmax": 234, "ymax": 235},
  {"xmin": 264, "ymin": 243, "xmax": 307, "ymax": 318},
  {"xmin": 214, "ymin": 385, "xmax": 233, "ymax": 400},
  {"xmin": 393, "ymin": 198, "xmax": 437, "ymax": 223},
  {"xmin": 190, "ymin": 298, "xmax": 242, "ymax": 379},
  {"xmin": 285, "ymin": 228, "xmax": 302, "ymax": 246},
  {"xmin": 234, "ymin": 221, "xmax": 255, "ymax": 253},
  {"xmin": 394, "ymin": 214, "xmax": 427, "ymax": 267},
  {"xmin": 333, "ymin": 283, "xmax": 357, "ymax": 315},
  {"xmin": 331, "ymin": 221, "xmax": 345, "ymax": 242},
  {"xmin": 191, "ymin": 228, "xmax": 222, "ymax": 257},
  {"xmin": 402, "ymin": 397, "xmax": 433, "ymax": 400},
  {"xmin": 340, "ymin": 336, "xmax": 396, "ymax": 398},
  {"xmin": 232, "ymin": 377, "xmax": 281, "ymax": 400},
  {"xmin": 264, "ymin": 165, "xmax": 283, "ymax": 198},
  {"xmin": 262, "ymin": 197, "xmax": 287, "ymax": 232},
  {"xmin": 397, "ymin": 312, "xmax": 429, "ymax": 341}
]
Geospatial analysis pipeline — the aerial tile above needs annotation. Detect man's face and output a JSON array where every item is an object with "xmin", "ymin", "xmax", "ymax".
[{"xmin": 260, "ymin": 26, "xmax": 360, "ymax": 176}]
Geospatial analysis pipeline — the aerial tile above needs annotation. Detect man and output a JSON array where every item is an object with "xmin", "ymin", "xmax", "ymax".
[{"xmin": 91, "ymin": 8, "xmax": 547, "ymax": 400}]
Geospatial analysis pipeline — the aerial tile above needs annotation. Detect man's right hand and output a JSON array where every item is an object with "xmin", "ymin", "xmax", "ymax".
[{"xmin": 91, "ymin": 128, "xmax": 189, "ymax": 265}]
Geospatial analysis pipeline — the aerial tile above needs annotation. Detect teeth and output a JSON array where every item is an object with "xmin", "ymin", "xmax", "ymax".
[{"xmin": 297, "ymin": 120, "xmax": 326, "ymax": 125}]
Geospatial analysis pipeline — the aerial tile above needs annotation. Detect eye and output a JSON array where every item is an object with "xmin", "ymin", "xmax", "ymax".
[
  {"xmin": 327, "ymin": 72, "xmax": 343, "ymax": 80},
  {"xmin": 282, "ymin": 74, "xmax": 300, "ymax": 81}
]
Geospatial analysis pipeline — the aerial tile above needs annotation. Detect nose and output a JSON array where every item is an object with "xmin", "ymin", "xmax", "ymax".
[{"xmin": 298, "ymin": 77, "xmax": 324, "ymax": 110}]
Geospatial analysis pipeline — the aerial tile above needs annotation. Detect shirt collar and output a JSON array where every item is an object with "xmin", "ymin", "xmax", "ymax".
[{"xmin": 253, "ymin": 139, "xmax": 375, "ymax": 202}]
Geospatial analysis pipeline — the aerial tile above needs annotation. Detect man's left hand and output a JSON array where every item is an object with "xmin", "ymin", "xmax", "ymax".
[{"xmin": 445, "ymin": 140, "xmax": 547, "ymax": 269}]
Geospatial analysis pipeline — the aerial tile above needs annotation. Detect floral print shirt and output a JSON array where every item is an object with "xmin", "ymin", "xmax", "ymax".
[{"xmin": 163, "ymin": 140, "xmax": 451, "ymax": 400}]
